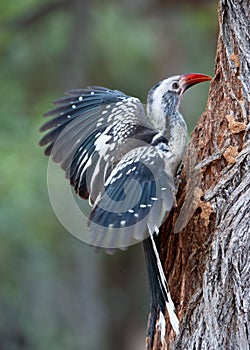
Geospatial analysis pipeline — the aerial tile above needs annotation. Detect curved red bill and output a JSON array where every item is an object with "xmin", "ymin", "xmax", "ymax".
[{"xmin": 180, "ymin": 73, "xmax": 212, "ymax": 91}]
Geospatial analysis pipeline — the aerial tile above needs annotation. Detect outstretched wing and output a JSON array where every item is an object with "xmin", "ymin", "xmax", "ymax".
[
  {"xmin": 88, "ymin": 144, "xmax": 176, "ymax": 249},
  {"xmin": 39, "ymin": 87, "xmax": 156, "ymax": 203}
]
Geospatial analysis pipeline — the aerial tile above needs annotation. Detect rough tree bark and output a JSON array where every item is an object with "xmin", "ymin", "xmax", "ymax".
[{"xmin": 147, "ymin": 1, "xmax": 250, "ymax": 349}]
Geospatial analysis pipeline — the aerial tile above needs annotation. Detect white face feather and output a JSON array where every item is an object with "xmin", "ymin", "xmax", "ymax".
[
  {"xmin": 157, "ymin": 75, "xmax": 181, "ymax": 94},
  {"xmin": 147, "ymin": 76, "xmax": 182, "ymax": 131}
]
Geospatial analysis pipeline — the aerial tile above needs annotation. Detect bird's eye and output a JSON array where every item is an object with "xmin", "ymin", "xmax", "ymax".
[{"xmin": 172, "ymin": 82, "xmax": 179, "ymax": 90}]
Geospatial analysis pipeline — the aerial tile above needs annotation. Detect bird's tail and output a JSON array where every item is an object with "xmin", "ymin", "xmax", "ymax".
[{"xmin": 143, "ymin": 234, "xmax": 179, "ymax": 348}]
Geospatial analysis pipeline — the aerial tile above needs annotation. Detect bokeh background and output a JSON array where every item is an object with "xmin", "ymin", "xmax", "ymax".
[{"xmin": 0, "ymin": 1, "xmax": 217, "ymax": 349}]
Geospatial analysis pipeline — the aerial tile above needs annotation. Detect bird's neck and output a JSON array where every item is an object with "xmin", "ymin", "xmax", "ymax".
[
  {"xmin": 147, "ymin": 92, "xmax": 180, "ymax": 132},
  {"xmin": 163, "ymin": 111, "xmax": 186, "ymax": 140},
  {"xmin": 165, "ymin": 111, "xmax": 188, "ymax": 170},
  {"xmin": 153, "ymin": 111, "xmax": 187, "ymax": 172},
  {"xmin": 148, "ymin": 101, "xmax": 188, "ymax": 167},
  {"xmin": 149, "ymin": 107, "xmax": 187, "ymax": 140}
]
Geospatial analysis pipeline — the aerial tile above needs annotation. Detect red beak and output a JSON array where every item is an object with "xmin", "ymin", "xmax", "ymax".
[{"xmin": 180, "ymin": 73, "xmax": 212, "ymax": 92}]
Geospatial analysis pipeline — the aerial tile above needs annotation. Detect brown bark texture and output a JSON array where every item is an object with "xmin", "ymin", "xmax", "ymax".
[{"xmin": 148, "ymin": 1, "xmax": 250, "ymax": 349}]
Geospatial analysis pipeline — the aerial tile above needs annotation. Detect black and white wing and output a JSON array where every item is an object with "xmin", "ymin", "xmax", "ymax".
[
  {"xmin": 39, "ymin": 87, "xmax": 156, "ymax": 204},
  {"xmin": 40, "ymin": 86, "xmax": 176, "ymax": 248},
  {"xmin": 88, "ymin": 143, "xmax": 176, "ymax": 249}
]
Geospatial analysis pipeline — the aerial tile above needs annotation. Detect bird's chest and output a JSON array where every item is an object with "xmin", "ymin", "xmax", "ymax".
[
  {"xmin": 171, "ymin": 125, "xmax": 187, "ymax": 159},
  {"xmin": 162, "ymin": 123, "xmax": 187, "ymax": 174}
]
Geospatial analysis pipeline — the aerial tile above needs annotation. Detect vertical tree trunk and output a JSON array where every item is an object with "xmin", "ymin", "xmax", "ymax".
[{"xmin": 148, "ymin": 1, "xmax": 250, "ymax": 348}]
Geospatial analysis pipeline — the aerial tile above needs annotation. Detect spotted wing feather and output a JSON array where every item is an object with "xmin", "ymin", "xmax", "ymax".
[
  {"xmin": 39, "ymin": 87, "xmax": 154, "ymax": 203},
  {"xmin": 88, "ymin": 145, "xmax": 175, "ymax": 248}
]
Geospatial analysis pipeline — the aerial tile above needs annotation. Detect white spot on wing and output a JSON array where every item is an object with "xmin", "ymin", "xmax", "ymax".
[{"xmin": 94, "ymin": 131, "xmax": 112, "ymax": 151}]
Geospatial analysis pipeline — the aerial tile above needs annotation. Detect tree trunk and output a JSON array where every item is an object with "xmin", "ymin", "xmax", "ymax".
[{"xmin": 147, "ymin": 1, "xmax": 250, "ymax": 349}]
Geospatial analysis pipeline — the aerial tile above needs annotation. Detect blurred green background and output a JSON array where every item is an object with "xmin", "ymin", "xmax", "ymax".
[{"xmin": 0, "ymin": 1, "xmax": 217, "ymax": 349}]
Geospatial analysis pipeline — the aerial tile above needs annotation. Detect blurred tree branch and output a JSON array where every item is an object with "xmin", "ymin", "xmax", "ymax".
[
  {"xmin": 6, "ymin": 0, "xmax": 91, "ymax": 89},
  {"xmin": 61, "ymin": 0, "xmax": 90, "ymax": 88},
  {"xmin": 7, "ymin": 0, "xmax": 71, "ymax": 30},
  {"xmin": 147, "ymin": 0, "xmax": 250, "ymax": 348}
]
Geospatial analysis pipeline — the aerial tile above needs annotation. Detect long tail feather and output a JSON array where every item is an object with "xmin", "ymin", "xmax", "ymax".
[{"xmin": 143, "ymin": 234, "xmax": 179, "ymax": 348}]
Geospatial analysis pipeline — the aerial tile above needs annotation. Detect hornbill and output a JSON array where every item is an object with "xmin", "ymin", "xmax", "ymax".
[{"xmin": 39, "ymin": 73, "xmax": 211, "ymax": 347}]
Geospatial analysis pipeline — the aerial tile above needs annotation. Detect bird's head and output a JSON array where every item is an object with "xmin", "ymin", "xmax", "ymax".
[{"xmin": 147, "ymin": 73, "xmax": 212, "ymax": 130}]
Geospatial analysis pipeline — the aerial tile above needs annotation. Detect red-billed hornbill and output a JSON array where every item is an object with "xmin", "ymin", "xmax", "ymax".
[{"xmin": 39, "ymin": 73, "xmax": 211, "ymax": 346}]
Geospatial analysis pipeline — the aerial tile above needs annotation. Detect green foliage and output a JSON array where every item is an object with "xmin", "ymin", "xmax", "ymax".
[
  {"xmin": 88, "ymin": 4, "xmax": 156, "ymax": 93},
  {"xmin": 0, "ymin": 0, "xmax": 41, "ymax": 21}
]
